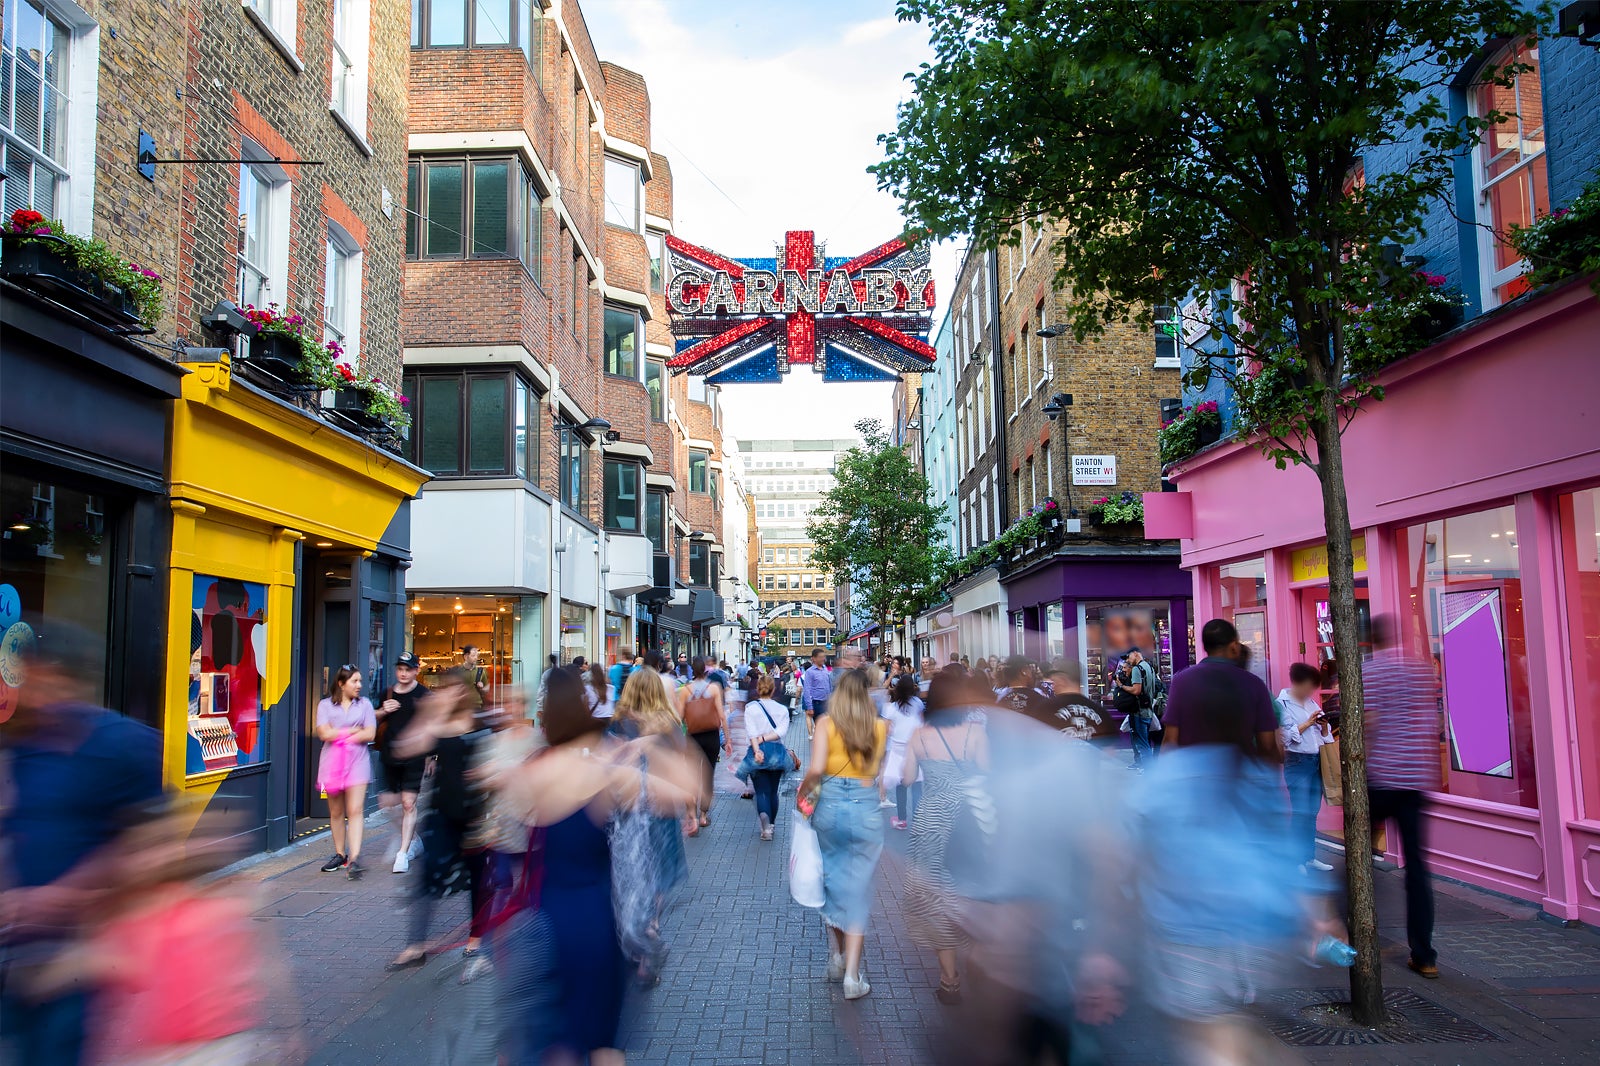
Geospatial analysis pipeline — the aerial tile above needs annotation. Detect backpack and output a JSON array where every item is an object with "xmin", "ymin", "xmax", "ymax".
[{"xmin": 928, "ymin": 727, "xmax": 999, "ymax": 893}]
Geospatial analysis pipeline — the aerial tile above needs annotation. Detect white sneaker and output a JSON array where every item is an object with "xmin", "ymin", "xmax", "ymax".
[
  {"xmin": 878, "ymin": 799, "xmax": 896, "ymax": 809},
  {"xmin": 843, "ymin": 975, "xmax": 871, "ymax": 1000},
  {"xmin": 827, "ymin": 953, "xmax": 846, "ymax": 982},
  {"xmin": 1307, "ymin": 858, "xmax": 1334, "ymax": 872},
  {"xmin": 393, "ymin": 850, "xmax": 410, "ymax": 874}
]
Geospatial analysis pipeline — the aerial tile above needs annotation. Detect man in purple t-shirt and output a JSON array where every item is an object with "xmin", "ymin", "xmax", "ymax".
[{"xmin": 1163, "ymin": 619, "xmax": 1283, "ymax": 763}]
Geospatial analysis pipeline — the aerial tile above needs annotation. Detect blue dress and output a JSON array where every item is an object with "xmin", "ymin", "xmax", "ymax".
[{"xmin": 541, "ymin": 806, "xmax": 626, "ymax": 1054}]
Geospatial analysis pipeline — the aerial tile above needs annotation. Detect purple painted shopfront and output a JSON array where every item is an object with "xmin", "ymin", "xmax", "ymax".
[
  {"xmin": 1146, "ymin": 278, "xmax": 1600, "ymax": 924},
  {"xmin": 1002, "ymin": 547, "xmax": 1194, "ymax": 709}
]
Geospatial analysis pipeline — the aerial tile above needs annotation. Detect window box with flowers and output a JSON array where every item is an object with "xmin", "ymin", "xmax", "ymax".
[
  {"xmin": 1085, "ymin": 492, "xmax": 1145, "ymax": 528},
  {"xmin": 1506, "ymin": 175, "xmax": 1600, "ymax": 298},
  {"xmin": 323, "ymin": 362, "xmax": 411, "ymax": 437},
  {"xmin": 1346, "ymin": 270, "xmax": 1469, "ymax": 368},
  {"xmin": 238, "ymin": 304, "xmax": 339, "ymax": 390},
  {"xmin": 1157, "ymin": 400, "xmax": 1223, "ymax": 466},
  {"xmin": 1, "ymin": 209, "xmax": 164, "ymax": 332}
]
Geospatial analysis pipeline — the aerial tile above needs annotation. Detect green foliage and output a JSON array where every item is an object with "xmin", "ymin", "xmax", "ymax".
[
  {"xmin": 1508, "ymin": 171, "xmax": 1600, "ymax": 294},
  {"xmin": 5, "ymin": 209, "xmax": 165, "ymax": 329},
  {"xmin": 1085, "ymin": 491, "xmax": 1144, "ymax": 526},
  {"xmin": 877, "ymin": 0, "xmax": 1544, "ymax": 473},
  {"xmin": 1157, "ymin": 401, "xmax": 1223, "ymax": 466},
  {"xmin": 807, "ymin": 419, "xmax": 953, "ymax": 632}
]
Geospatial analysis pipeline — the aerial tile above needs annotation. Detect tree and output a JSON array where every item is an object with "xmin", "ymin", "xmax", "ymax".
[
  {"xmin": 875, "ymin": 0, "xmax": 1543, "ymax": 1024},
  {"xmin": 763, "ymin": 619, "xmax": 790, "ymax": 659},
  {"xmin": 808, "ymin": 419, "xmax": 952, "ymax": 663}
]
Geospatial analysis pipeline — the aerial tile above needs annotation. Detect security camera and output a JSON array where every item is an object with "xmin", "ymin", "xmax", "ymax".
[{"xmin": 202, "ymin": 300, "xmax": 259, "ymax": 338}]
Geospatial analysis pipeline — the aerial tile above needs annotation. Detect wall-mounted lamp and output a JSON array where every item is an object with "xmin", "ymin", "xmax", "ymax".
[
  {"xmin": 1042, "ymin": 393, "xmax": 1074, "ymax": 420},
  {"xmin": 1558, "ymin": 1, "xmax": 1600, "ymax": 47},
  {"xmin": 1035, "ymin": 325, "xmax": 1067, "ymax": 340},
  {"xmin": 579, "ymin": 417, "xmax": 612, "ymax": 433}
]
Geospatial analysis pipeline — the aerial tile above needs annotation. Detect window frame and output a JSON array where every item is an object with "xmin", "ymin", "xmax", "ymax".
[
  {"xmin": 405, "ymin": 154, "xmax": 541, "ymax": 266},
  {"xmin": 645, "ymin": 490, "xmax": 667, "ymax": 553},
  {"xmin": 329, "ymin": 0, "xmax": 369, "ymax": 139},
  {"xmin": 603, "ymin": 303, "xmax": 642, "ymax": 380},
  {"xmin": 602, "ymin": 457, "xmax": 641, "ymax": 533},
  {"xmin": 688, "ymin": 540, "xmax": 710, "ymax": 588},
  {"xmin": 237, "ymin": 143, "xmax": 290, "ymax": 310},
  {"xmin": 1, "ymin": 0, "xmax": 97, "ymax": 232},
  {"xmin": 558, "ymin": 424, "xmax": 589, "ymax": 517},
  {"xmin": 323, "ymin": 221, "xmax": 362, "ymax": 362},
  {"xmin": 403, "ymin": 368, "xmax": 540, "ymax": 480},
  {"xmin": 1153, "ymin": 301, "xmax": 1181, "ymax": 368},
  {"xmin": 1470, "ymin": 39, "xmax": 1548, "ymax": 310},
  {"xmin": 245, "ymin": 0, "xmax": 300, "ymax": 63},
  {"xmin": 645, "ymin": 358, "xmax": 667, "ymax": 422},
  {"xmin": 411, "ymin": 0, "xmax": 538, "ymax": 64},
  {"xmin": 603, "ymin": 154, "xmax": 642, "ymax": 232},
  {"xmin": 688, "ymin": 449, "xmax": 709, "ymax": 494},
  {"xmin": 648, "ymin": 228, "xmax": 667, "ymax": 293}
]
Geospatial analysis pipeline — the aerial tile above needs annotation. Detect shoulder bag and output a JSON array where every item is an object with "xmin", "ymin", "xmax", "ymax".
[{"xmin": 683, "ymin": 680, "xmax": 722, "ymax": 733}]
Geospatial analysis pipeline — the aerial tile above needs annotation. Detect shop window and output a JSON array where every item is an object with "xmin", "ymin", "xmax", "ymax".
[
  {"xmin": 408, "ymin": 594, "xmax": 529, "ymax": 700},
  {"xmin": 603, "ymin": 459, "xmax": 640, "ymax": 532},
  {"xmin": 558, "ymin": 425, "xmax": 588, "ymax": 516},
  {"xmin": 183, "ymin": 574, "xmax": 269, "ymax": 777},
  {"xmin": 1471, "ymin": 39, "xmax": 1548, "ymax": 308},
  {"xmin": 1215, "ymin": 557, "xmax": 1269, "ymax": 681},
  {"xmin": 1559, "ymin": 488, "xmax": 1600, "ymax": 818},
  {"xmin": 1397, "ymin": 505, "xmax": 1535, "ymax": 807},
  {"xmin": 604, "ymin": 305, "xmax": 640, "ymax": 379},
  {"xmin": 645, "ymin": 358, "xmax": 666, "ymax": 421},
  {"xmin": 1, "ymin": 474, "xmax": 110, "ymax": 708},
  {"xmin": 688, "ymin": 450, "xmax": 708, "ymax": 494},
  {"xmin": 1080, "ymin": 601, "xmax": 1175, "ymax": 709},
  {"xmin": 1045, "ymin": 602, "xmax": 1065, "ymax": 661},
  {"xmin": 645, "ymin": 491, "xmax": 666, "ymax": 553}
]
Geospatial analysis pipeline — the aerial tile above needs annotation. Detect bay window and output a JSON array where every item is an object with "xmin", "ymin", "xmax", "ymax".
[
  {"xmin": 604, "ymin": 155, "xmax": 642, "ymax": 231},
  {"xmin": 1471, "ymin": 39, "xmax": 1548, "ymax": 308},
  {"xmin": 645, "ymin": 358, "xmax": 667, "ymax": 421},
  {"xmin": 559, "ymin": 425, "xmax": 588, "ymax": 516},
  {"xmin": 688, "ymin": 541, "xmax": 709, "ymax": 587},
  {"xmin": 406, "ymin": 155, "xmax": 541, "ymax": 267},
  {"xmin": 688, "ymin": 450, "xmax": 708, "ymax": 494},
  {"xmin": 403, "ymin": 370, "xmax": 539, "ymax": 479},
  {"xmin": 603, "ymin": 459, "xmax": 640, "ymax": 532},
  {"xmin": 412, "ymin": 0, "xmax": 539, "ymax": 59},
  {"xmin": 649, "ymin": 230, "xmax": 667, "ymax": 292},
  {"xmin": 604, "ymin": 305, "xmax": 640, "ymax": 379},
  {"xmin": 646, "ymin": 491, "xmax": 666, "ymax": 552}
]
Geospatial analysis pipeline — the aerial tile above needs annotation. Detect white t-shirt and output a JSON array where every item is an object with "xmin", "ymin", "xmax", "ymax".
[
  {"xmin": 744, "ymin": 698, "xmax": 791, "ymax": 743},
  {"xmin": 1277, "ymin": 690, "xmax": 1333, "ymax": 754}
]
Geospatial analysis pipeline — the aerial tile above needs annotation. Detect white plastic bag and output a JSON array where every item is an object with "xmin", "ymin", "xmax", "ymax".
[{"xmin": 789, "ymin": 814, "xmax": 825, "ymax": 908}]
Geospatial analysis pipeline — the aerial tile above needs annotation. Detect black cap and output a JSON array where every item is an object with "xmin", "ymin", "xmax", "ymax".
[{"xmin": 396, "ymin": 652, "xmax": 421, "ymax": 668}]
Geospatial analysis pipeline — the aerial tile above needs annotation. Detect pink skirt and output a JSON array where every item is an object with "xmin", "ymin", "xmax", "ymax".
[{"xmin": 316, "ymin": 738, "xmax": 370, "ymax": 794}]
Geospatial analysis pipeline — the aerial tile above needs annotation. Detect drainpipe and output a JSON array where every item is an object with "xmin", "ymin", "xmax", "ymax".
[{"xmin": 986, "ymin": 246, "xmax": 1009, "ymax": 532}]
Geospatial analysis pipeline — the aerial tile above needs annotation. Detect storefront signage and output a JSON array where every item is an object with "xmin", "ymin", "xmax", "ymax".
[
  {"xmin": 1072, "ymin": 455, "xmax": 1118, "ymax": 486},
  {"xmin": 1290, "ymin": 536, "xmax": 1368, "ymax": 583},
  {"xmin": 664, "ymin": 230, "xmax": 935, "ymax": 382},
  {"xmin": 1180, "ymin": 296, "xmax": 1215, "ymax": 350}
]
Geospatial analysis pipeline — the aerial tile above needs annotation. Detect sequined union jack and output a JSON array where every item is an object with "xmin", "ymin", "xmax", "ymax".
[{"xmin": 664, "ymin": 230, "xmax": 935, "ymax": 384}]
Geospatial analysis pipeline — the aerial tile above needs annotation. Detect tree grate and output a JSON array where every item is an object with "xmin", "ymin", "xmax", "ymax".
[{"xmin": 1258, "ymin": 987, "xmax": 1502, "ymax": 1047}]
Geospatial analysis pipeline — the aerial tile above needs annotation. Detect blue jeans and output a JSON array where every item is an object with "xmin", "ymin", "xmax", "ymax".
[
  {"xmin": 895, "ymin": 781, "xmax": 922, "ymax": 822},
  {"xmin": 1284, "ymin": 752, "xmax": 1324, "ymax": 865},
  {"xmin": 812, "ymin": 778, "xmax": 885, "ymax": 933},
  {"xmin": 751, "ymin": 768, "xmax": 783, "ymax": 826},
  {"xmin": 1130, "ymin": 711, "xmax": 1152, "ymax": 765},
  {"xmin": 0, "ymin": 987, "xmax": 88, "ymax": 1066}
]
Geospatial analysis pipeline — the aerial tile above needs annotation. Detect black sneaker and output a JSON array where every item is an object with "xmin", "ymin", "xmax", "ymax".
[
  {"xmin": 345, "ymin": 860, "xmax": 364, "ymax": 881},
  {"xmin": 320, "ymin": 853, "xmax": 347, "ymax": 873}
]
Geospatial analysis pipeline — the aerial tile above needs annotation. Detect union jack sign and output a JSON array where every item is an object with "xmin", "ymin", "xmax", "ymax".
[{"xmin": 664, "ymin": 230, "xmax": 935, "ymax": 384}]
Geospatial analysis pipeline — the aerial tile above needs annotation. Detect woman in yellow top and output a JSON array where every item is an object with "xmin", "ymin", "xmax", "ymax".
[{"xmin": 799, "ymin": 669, "xmax": 888, "ymax": 1000}]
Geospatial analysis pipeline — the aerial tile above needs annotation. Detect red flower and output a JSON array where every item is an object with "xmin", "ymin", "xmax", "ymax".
[
  {"xmin": 9, "ymin": 208, "xmax": 45, "ymax": 232},
  {"xmin": 336, "ymin": 363, "xmax": 358, "ymax": 383}
]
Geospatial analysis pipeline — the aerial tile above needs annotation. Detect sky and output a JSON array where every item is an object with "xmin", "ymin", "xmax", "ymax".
[{"xmin": 581, "ymin": 0, "xmax": 962, "ymax": 455}]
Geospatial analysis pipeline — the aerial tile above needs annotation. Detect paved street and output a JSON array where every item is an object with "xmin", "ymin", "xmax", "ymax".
[{"xmin": 236, "ymin": 721, "xmax": 1600, "ymax": 1065}]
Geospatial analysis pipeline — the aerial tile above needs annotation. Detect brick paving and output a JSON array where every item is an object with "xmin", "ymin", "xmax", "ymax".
[{"xmin": 236, "ymin": 727, "xmax": 1600, "ymax": 1064}]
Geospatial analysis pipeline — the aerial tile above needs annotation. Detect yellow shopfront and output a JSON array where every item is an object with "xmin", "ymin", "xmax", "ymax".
[{"xmin": 165, "ymin": 358, "xmax": 428, "ymax": 851}]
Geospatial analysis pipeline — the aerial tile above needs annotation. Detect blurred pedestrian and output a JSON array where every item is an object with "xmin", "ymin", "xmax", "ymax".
[
  {"xmin": 386, "ymin": 669, "xmax": 493, "ymax": 971},
  {"xmin": 1026, "ymin": 659, "xmax": 1111, "ymax": 747},
  {"xmin": 676, "ymin": 656, "xmax": 724, "ymax": 834},
  {"xmin": 377, "ymin": 651, "xmax": 429, "ymax": 874},
  {"xmin": 1362, "ymin": 615, "xmax": 1443, "ymax": 979},
  {"xmin": 316, "ymin": 665, "xmax": 378, "ymax": 878},
  {"xmin": 0, "ymin": 621, "xmax": 163, "ymax": 1066},
  {"xmin": 900, "ymin": 671, "xmax": 991, "ymax": 1004},
  {"xmin": 801, "ymin": 646, "xmax": 832, "ymax": 736},
  {"xmin": 1278, "ymin": 662, "xmax": 1335, "ymax": 873},
  {"xmin": 880, "ymin": 674, "xmax": 925, "ymax": 829},
  {"xmin": 1162, "ymin": 620, "xmax": 1283, "ymax": 763},
  {"xmin": 800, "ymin": 670, "xmax": 887, "ymax": 1000},
  {"xmin": 585, "ymin": 661, "xmax": 611, "ymax": 718}
]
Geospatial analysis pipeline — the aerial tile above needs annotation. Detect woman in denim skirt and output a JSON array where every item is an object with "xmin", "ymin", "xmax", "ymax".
[{"xmin": 801, "ymin": 669, "xmax": 888, "ymax": 1000}]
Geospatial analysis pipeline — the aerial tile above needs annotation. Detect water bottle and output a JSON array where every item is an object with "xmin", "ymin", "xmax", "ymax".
[{"xmin": 1314, "ymin": 936, "xmax": 1358, "ymax": 967}]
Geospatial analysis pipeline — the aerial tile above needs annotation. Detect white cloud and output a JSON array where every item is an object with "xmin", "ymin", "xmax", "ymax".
[{"xmin": 583, "ymin": 1, "xmax": 956, "ymax": 445}]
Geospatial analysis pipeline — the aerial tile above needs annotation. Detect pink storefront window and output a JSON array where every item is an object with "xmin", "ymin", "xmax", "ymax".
[
  {"xmin": 1396, "ymin": 506, "xmax": 1537, "ymax": 808},
  {"xmin": 1559, "ymin": 489, "xmax": 1600, "ymax": 819},
  {"xmin": 1216, "ymin": 557, "xmax": 1269, "ymax": 683}
]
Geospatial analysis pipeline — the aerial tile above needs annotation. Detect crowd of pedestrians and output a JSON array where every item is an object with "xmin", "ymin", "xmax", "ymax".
[{"xmin": 1, "ymin": 606, "xmax": 1447, "ymax": 1065}]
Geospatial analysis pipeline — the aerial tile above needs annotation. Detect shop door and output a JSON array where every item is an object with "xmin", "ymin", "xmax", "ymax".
[
  {"xmin": 1298, "ymin": 582, "xmax": 1383, "ymax": 851},
  {"xmin": 299, "ymin": 554, "xmax": 357, "ymax": 823}
]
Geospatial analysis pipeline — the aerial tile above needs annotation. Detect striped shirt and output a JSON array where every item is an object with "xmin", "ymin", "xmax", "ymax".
[{"xmin": 1362, "ymin": 649, "xmax": 1443, "ymax": 791}]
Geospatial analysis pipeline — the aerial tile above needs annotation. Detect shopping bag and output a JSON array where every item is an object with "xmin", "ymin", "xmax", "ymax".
[
  {"xmin": 1320, "ymin": 739, "xmax": 1343, "ymax": 806},
  {"xmin": 788, "ymin": 814, "xmax": 825, "ymax": 909}
]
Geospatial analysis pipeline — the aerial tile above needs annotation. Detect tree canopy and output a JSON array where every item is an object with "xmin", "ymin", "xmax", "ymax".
[{"xmin": 807, "ymin": 419, "xmax": 951, "ymax": 640}]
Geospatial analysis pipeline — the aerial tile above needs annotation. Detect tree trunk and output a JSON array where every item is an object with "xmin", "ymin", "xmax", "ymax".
[{"xmin": 1311, "ymin": 396, "xmax": 1385, "ymax": 1026}]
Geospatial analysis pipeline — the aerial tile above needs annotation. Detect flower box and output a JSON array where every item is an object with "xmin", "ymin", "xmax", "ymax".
[
  {"xmin": 0, "ymin": 235, "xmax": 145, "ymax": 330},
  {"xmin": 325, "ymin": 385, "xmax": 389, "ymax": 430},
  {"xmin": 243, "ymin": 333, "xmax": 317, "ymax": 386}
]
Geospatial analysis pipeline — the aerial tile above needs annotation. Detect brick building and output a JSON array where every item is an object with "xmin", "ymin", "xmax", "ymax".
[
  {"xmin": 2, "ymin": 0, "xmax": 427, "ymax": 850},
  {"xmin": 744, "ymin": 439, "xmax": 850, "ymax": 657},
  {"xmin": 399, "ymin": 0, "xmax": 738, "ymax": 683},
  {"xmin": 991, "ymin": 217, "xmax": 1192, "ymax": 704}
]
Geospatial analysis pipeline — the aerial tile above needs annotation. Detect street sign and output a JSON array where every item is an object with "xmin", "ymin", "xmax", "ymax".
[{"xmin": 1072, "ymin": 455, "xmax": 1117, "ymax": 486}]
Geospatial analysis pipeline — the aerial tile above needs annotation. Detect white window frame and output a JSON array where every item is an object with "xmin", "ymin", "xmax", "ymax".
[
  {"xmin": 1153, "ymin": 301, "xmax": 1182, "ymax": 369},
  {"xmin": 604, "ymin": 154, "xmax": 642, "ymax": 231},
  {"xmin": 1036, "ymin": 300, "xmax": 1051, "ymax": 387},
  {"xmin": 1, "ymin": 0, "xmax": 99, "ymax": 235},
  {"xmin": 243, "ymin": 0, "xmax": 301, "ymax": 69},
  {"xmin": 1470, "ymin": 39, "xmax": 1547, "ymax": 310},
  {"xmin": 323, "ymin": 221, "xmax": 362, "ymax": 363},
  {"xmin": 1021, "ymin": 326, "xmax": 1033, "ymax": 401},
  {"xmin": 1044, "ymin": 446, "xmax": 1053, "ymax": 500},
  {"xmin": 237, "ymin": 144, "xmax": 291, "ymax": 309},
  {"xmin": 329, "ymin": 0, "xmax": 370, "ymax": 146},
  {"xmin": 1009, "ymin": 342, "xmax": 1021, "ymax": 416}
]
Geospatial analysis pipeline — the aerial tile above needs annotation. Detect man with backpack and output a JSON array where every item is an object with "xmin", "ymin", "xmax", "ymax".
[
  {"xmin": 607, "ymin": 646, "xmax": 635, "ymax": 707},
  {"xmin": 1113, "ymin": 647, "xmax": 1162, "ymax": 769}
]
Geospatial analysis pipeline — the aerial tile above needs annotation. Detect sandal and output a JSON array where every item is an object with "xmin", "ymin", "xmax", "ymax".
[
  {"xmin": 698, "ymin": 814, "xmax": 711, "ymax": 828},
  {"xmin": 936, "ymin": 981, "xmax": 962, "ymax": 1005},
  {"xmin": 385, "ymin": 950, "xmax": 428, "ymax": 972}
]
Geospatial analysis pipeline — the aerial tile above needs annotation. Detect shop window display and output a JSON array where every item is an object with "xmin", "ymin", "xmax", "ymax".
[
  {"xmin": 408, "ymin": 594, "xmax": 522, "ymax": 700},
  {"xmin": 1559, "ymin": 488, "xmax": 1600, "ymax": 817},
  {"xmin": 1216, "ymin": 556, "xmax": 1269, "ymax": 682},
  {"xmin": 186, "ymin": 576, "xmax": 269, "ymax": 776},
  {"xmin": 1081, "ymin": 601, "xmax": 1174, "ymax": 709},
  {"xmin": 1396, "ymin": 505, "xmax": 1536, "ymax": 808}
]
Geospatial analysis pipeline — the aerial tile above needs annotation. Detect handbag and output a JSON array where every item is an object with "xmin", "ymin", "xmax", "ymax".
[
  {"xmin": 736, "ymin": 702, "xmax": 798, "ymax": 779},
  {"xmin": 1320, "ymin": 738, "xmax": 1344, "ymax": 806},
  {"xmin": 682, "ymin": 680, "xmax": 721, "ymax": 733},
  {"xmin": 788, "ymin": 814, "xmax": 825, "ymax": 908}
]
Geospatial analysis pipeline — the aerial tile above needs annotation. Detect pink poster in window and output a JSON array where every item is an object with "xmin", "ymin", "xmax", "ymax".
[{"xmin": 1441, "ymin": 588, "xmax": 1513, "ymax": 777}]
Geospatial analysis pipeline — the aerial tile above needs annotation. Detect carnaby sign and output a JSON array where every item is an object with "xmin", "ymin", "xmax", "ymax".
[{"xmin": 664, "ymin": 230, "xmax": 935, "ymax": 383}]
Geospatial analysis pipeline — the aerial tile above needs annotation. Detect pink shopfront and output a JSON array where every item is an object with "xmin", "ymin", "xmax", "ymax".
[{"xmin": 1144, "ymin": 276, "xmax": 1600, "ymax": 925}]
